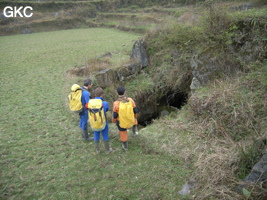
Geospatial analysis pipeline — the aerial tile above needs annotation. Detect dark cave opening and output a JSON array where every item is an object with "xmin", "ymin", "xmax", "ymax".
[
  {"xmin": 138, "ymin": 90, "xmax": 189, "ymax": 127},
  {"xmin": 161, "ymin": 91, "xmax": 188, "ymax": 109}
]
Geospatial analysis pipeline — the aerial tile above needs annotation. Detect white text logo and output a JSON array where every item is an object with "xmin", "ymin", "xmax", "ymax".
[{"xmin": 3, "ymin": 6, "xmax": 33, "ymax": 18}]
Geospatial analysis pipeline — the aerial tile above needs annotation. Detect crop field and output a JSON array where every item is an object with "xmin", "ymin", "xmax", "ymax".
[{"xmin": 0, "ymin": 28, "xmax": 191, "ymax": 199}]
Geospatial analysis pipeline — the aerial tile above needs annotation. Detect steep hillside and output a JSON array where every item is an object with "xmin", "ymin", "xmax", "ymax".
[{"xmin": 131, "ymin": 1, "xmax": 267, "ymax": 199}]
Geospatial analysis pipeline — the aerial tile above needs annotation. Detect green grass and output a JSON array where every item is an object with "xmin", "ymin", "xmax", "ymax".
[{"xmin": 0, "ymin": 28, "xmax": 191, "ymax": 199}]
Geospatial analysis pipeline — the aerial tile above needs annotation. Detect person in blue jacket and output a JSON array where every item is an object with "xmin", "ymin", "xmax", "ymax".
[
  {"xmin": 80, "ymin": 79, "xmax": 94, "ymax": 141},
  {"xmin": 92, "ymin": 87, "xmax": 112, "ymax": 154}
]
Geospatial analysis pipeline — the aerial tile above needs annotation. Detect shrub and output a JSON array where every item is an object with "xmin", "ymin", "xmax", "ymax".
[
  {"xmin": 184, "ymin": 63, "xmax": 267, "ymax": 200},
  {"xmin": 188, "ymin": 64, "xmax": 266, "ymax": 141}
]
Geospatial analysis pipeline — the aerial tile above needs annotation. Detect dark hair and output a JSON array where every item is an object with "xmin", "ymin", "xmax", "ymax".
[
  {"xmin": 94, "ymin": 87, "xmax": 104, "ymax": 97},
  {"xmin": 84, "ymin": 79, "xmax": 92, "ymax": 86},
  {"xmin": 117, "ymin": 86, "xmax": 125, "ymax": 95}
]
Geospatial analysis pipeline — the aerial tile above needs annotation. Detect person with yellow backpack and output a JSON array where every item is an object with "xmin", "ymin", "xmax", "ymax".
[
  {"xmin": 68, "ymin": 79, "xmax": 94, "ymax": 141},
  {"xmin": 86, "ymin": 87, "xmax": 112, "ymax": 154},
  {"xmin": 112, "ymin": 86, "xmax": 138, "ymax": 151}
]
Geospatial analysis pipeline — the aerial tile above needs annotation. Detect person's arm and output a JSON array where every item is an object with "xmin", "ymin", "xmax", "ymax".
[
  {"xmin": 84, "ymin": 91, "xmax": 90, "ymax": 109},
  {"xmin": 112, "ymin": 101, "xmax": 119, "ymax": 123},
  {"xmin": 129, "ymin": 98, "xmax": 138, "ymax": 117},
  {"xmin": 104, "ymin": 101, "xmax": 109, "ymax": 112}
]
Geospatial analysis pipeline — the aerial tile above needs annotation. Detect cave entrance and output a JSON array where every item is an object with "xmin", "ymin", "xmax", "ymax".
[
  {"xmin": 137, "ymin": 90, "xmax": 189, "ymax": 127},
  {"xmin": 161, "ymin": 90, "xmax": 188, "ymax": 109}
]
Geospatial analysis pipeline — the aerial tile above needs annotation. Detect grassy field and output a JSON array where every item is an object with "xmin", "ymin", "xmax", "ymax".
[{"xmin": 0, "ymin": 28, "xmax": 192, "ymax": 199}]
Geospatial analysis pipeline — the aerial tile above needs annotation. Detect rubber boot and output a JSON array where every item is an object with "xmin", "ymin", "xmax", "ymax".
[
  {"xmin": 95, "ymin": 140, "xmax": 100, "ymax": 154},
  {"xmin": 81, "ymin": 129, "xmax": 85, "ymax": 139},
  {"xmin": 122, "ymin": 141, "xmax": 128, "ymax": 151},
  {"xmin": 83, "ymin": 130, "xmax": 94, "ymax": 141},
  {"xmin": 104, "ymin": 141, "xmax": 113, "ymax": 154},
  {"xmin": 132, "ymin": 125, "xmax": 139, "ymax": 137}
]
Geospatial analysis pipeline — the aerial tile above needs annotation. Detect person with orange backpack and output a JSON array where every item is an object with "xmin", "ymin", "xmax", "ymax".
[{"xmin": 112, "ymin": 86, "xmax": 138, "ymax": 151}]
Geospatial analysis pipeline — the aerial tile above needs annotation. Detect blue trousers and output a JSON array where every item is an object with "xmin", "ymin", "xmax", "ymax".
[
  {"xmin": 79, "ymin": 109, "xmax": 88, "ymax": 131},
  {"xmin": 94, "ymin": 122, "xmax": 109, "ymax": 141}
]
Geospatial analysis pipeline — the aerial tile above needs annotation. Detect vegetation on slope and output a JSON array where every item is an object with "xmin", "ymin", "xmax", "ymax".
[
  {"xmin": 146, "ymin": 63, "xmax": 267, "ymax": 199},
  {"xmin": 134, "ymin": 1, "xmax": 267, "ymax": 199}
]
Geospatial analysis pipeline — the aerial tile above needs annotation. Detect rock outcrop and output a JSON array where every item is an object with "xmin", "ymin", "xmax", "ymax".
[
  {"xmin": 237, "ymin": 149, "xmax": 267, "ymax": 192},
  {"xmin": 94, "ymin": 39, "xmax": 147, "ymax": 87},
  {"xmin": 94, "ymin": 62, "xmax": 142, "ymax": 87},
  {"xmin": 130, "ymin": 39, "xmax": 148, "ymax": 67},
  {"xmin": 94, "ymin": 69, "xmax": 117, "ymax": 88},
  {"xmin": 190, "ymin": 47, "xmax": 241, "ymax": 87},
  {"xmin": 189, "ymin": 16, "xmax": 267, "ymax": 91}
]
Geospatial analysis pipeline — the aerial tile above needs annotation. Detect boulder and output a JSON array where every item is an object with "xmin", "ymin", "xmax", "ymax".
[
  {"xmin": 22, "ymin": 29, "xmax": 32, "ymax": 34},
  {"xmin": 117, "ymin": 62, "xmax": 142, "ymax": 81},
  {"xmin": 244, "ymin": 149, "xmax": 267, "ymax": 182},
  {"xmin": 95, "ymin": 69, "xmax": 117, "ymax": 88},
  {"xmin": 127, "ymin": 62, "xmax": 142, "ymax": 74},
  {"xmin": 116, "ymin": 65, "xmax": 132, "ymax": 82},
  {"xmin": 178, "ymin": 178, "xmax": 196, "ymax": 196},
  {"xmin": 190, "ymin": 47, "xmax": 240, "ymax": 86},
  {"xmin": 190, "ymin": 52, "xmax": 218, "ymax": 85},
  {"xmin": 237, "ymin": 149, "xmax": 267, "ymax": 192},
  {"xmin": 94, "ymin": 62, "xmax": 142, "ymax": 86},
  {"xmin": 130, "ymin": 40, "xmax": 148, "ymax": 67},
  {"xmin": 190, "ymin": 77, "xmax": 201, "ymax": 94},
  {"xmin": 98, "ymin": 52, "xmax": 112, "ymax": 59}
]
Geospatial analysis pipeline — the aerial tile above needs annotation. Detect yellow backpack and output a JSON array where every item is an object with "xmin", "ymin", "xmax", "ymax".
[
  {"xmin": 119, "ymin": 98, "xmax": 135, "ymax": 129},
  {"xmin": 88, "ymin": 99, "xmax": 106, "ymax": 131},
  {"xmin": 68, "ymin": 84, "xmax": 83, "ymax": 113}
]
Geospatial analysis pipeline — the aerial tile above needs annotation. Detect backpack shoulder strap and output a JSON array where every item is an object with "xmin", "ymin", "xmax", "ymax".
[{"xmin": 118, "ymin": 96, "xmax": 129, "ymax": 103}]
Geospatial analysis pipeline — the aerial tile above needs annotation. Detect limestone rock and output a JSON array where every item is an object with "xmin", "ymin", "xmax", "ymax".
[
  {"xmin": 22, "ymin": 29, "xmax": 32, "ymax": 34},
  {"xmin": 190, "ymin": 48, "xmax": 240, "ymax": 86},
  {"xmin": 98, "ymin": 52, "xmax": 112, "ymax": 59},
  {"xmin": 178, "ymin": 178, "xmax": 196, "ymax": 196},
  {"xmin": 190, "ymin": 77, "xmax": 201, "ymax": 94},
  {"xmin": 130, "ymin": 40, "xmax": 148, "ymax": 67},
  {"xmin": 95, "ymin": 69, "xmax": 117, "ymax": 88},
  {"xmin": 237, "ymin": 149, "xmax": 267, "ymax": 192},
  {"xmin": 116, "ymin": 62, "xmax": 142, "ymax": 81}
]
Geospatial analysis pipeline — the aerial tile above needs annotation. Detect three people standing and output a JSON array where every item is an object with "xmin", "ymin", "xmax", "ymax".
[{"xmin": 74, "ymin": 79, "xmax": 138, "ymax": 153}]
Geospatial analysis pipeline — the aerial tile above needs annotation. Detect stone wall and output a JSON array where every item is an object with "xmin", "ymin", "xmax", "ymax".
[{"xmin": 94, "ymin": 39, "xmax": 148, "ymax": 87}]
